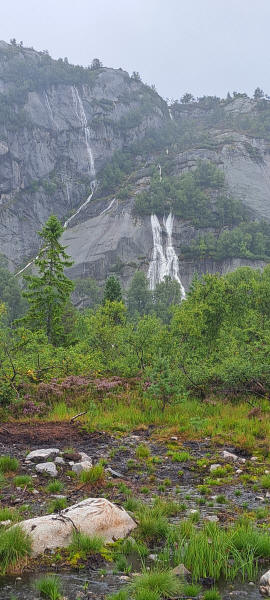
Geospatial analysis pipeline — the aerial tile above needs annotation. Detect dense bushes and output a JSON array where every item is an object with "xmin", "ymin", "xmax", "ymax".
[{"xmin": 133, "ymin": 162, "xmax": 246, "ymax": 228}]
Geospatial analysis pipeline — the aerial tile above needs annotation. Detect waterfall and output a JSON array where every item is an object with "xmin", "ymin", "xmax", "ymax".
[
  {"xmin": 168, "ymin": 107, "xmax": 174, "ymax": 121},
  {"xmin": 44, "ymin": 92, "xmax": 56, "ymax": 128},
  {"xmin": 64, "ymin": 180, "xmax": 96, "ymax": 229},
  {"xmin": 148, "ymin": 213, "xmax": 185, "ymax": 298},
  {"xmin": 71, "ymin": 86, "xmax": 95, "ymax": 178}
]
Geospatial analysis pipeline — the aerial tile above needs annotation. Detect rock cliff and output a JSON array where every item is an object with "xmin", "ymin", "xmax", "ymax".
[{"xmin": 0, "ymin": 40, "xmax": 269, "ymax": 292}]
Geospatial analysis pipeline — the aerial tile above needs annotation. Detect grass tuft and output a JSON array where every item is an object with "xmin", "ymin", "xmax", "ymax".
[
  {"xmin": 68, "ymin": 530, "xmax": 104, "ymax": 557},
  {"xmin": 13, "ymin": 475, "xmax": 33, "ymax": 489},
  {"xmin": 46, "ymin": 480, "xmax": 64, "ymax": 494},
  {"xmin": 80, "ymin": 464, "xmax": 105, "ymax": 485},
  {"xmin": 35, "ymin": 575, "xmax": 62, "ymax": 600},
  {"xmin": 0, "ymin": 456, "xmax": 19, "ymax": 473},
  {"xmin": 0, "ymin": 526, "xmax": 32, "ymax": 574}
]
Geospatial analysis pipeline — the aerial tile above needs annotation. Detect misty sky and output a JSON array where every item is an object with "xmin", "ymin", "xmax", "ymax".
[{"xmin": 0, "ymin": 0, "xmax": 269, "ymax": 101}]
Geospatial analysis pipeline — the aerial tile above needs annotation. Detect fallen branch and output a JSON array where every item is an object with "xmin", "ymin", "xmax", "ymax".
[{"xmin": 70, "ymin": 411, "xmax": 87, "ymax": 423}]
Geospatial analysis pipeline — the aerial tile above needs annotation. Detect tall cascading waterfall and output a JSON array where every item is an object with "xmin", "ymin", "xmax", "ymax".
[
  {"xmin": 148, "ymin": 213, "xmax": 186, "ymax": 299},
  {"xmin": 63, "ymin": 87, "xmax": 96, "ymax": 229}
]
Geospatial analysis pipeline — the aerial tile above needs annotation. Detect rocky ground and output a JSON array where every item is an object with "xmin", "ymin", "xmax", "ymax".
[{"xmin": 0, "ymin": 422, "xmax": 268, "ymax": 599}]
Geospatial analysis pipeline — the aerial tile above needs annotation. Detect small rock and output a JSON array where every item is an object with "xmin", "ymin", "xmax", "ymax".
[
  {"xmin": 251, "ymin": 456, "xmax": 258, "ymax": 461},
  {"xmin": 239, "ymin": 458, "xmax": 246, "ymax": 464},
  {"xmin": 79, "ymin": 451, "xmax": 92, "ymax": 463},
  {"xmin": 51, "ymin": 495, "xmax": 66, "ymax": 499},
  {"xmin": 32, "ymin": 489, "xmax": 39, "ymax": 495},
  {"xmin": 172, "ymin": 563, "xmax": 191, "ymax": 578},
  {"xmin": 171, "ymin": 436, "xmax": 178, "ymax": 441},
  {"xmin": 255, "ymin": 496, "xmax": 265, "ymax": 502},
  {"xmin": 55, "ymin": 457, "xmax": 65, "ymax": 465},
  {"xmin": 248, "ymin": 582, "xmax": 255, "ymax": 586},
  {"xmin": 222, "ymin": 450, "xmax": 238, "ymax": 461},
  {"xmin": 148, "ymin": 553, "xmax": 158, "ymax": 561},
  {"xmin": 26, "ymin": 448, "xmax": 60, "ymax": 462},
  {"xmin": 0, "ymin": 520, "xmax": 11, "ymax": 526},
  {"xmin": 210, "ymin": 463, "xmax": 221, "ymax": 472},
  {"xmin": 106, "ymin": 467, "xmax": 122, "ymax": 478},
  {"xmin": 36, "ymin": 462, "xmax": 58, "ymax": 477},
  {"xmin": 236, "ymin": 469, "xmax": 243, "ymax": 474},
  {"xmin": 205, "ymin": 515, "xmax": 219, "ymax": 522},
  {"xmin": 189, "ymin": 509, "xmax": 199, "ymax": 514},
  {"xmin": 265, "ymin": 470, "xmax": 269, "ymax": 474},
  {"xmin": 72, "ymin": 461, "xmax": 92, "ymax": 475}
]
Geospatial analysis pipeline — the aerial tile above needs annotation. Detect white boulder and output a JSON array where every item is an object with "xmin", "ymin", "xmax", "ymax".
[
  {"xmin": 259, "ymin": 570, "xmax": 270, "ymax": 597},
  {"xmin": 17, "ymin": 497, "xmax": 137, "ymax": 556},
  {"xmin": 36, "ymin": 462, "xmax": 58, "ymax": 477},
  {"xmin": 26, "ymin": 448, "xmax": 60, "ymax": 462}
]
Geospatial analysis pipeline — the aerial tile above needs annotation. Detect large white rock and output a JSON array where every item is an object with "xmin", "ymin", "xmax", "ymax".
[
  {"xmin": 259, "ymin": 570, "xmax": 270, "ymax": 597},
  {"xmin": 26, "ymin": 448, "xmax": 60, "ymax": 462},
  {"xmin": 36, "ymin": 462, "xmax": 58, "ymax": 477},
  {"xmin": 17, "ymin": 498, "xmax": 137, "ymax": 556}
]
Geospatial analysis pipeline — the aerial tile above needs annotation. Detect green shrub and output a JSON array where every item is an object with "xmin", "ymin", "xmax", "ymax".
[
  {"xmin": 0, "ymin": 507, "xmax": 19, "ymax": 523},
  {"xmin": 171, "ymin": 451, "xmax": 191, "ymax": 463},
  {"xmin": 0, "ymin": 456, "xmax": 19, "ymax": 473},
  {"xmin": 0, "ymin": 526, "xmax": 32, "ymax": 573},
  {"xmin": 138, "ymin": 510, "xmax": 169, "ymax": 542},
  {"xmin": 80, "ymin": 464, "xmax": 105, "ymax": 484},
  {"xmin": 182, "ymin": 583, "xmax": 201, "ymax": 597},
  {"xmin": 35, "ymin": 575, "xmax": 62, "ymax": 600},
  {"xmin": 261, "ymin": 474, "xmax": 270, "ymax": 489}
]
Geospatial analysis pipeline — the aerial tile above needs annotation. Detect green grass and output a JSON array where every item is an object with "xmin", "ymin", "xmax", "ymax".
[
  {"xmin": 138, "ymin": 509, "xmax": 169, "ymax": 542},
  {"xmin": 13, "ymin": 475, "xmax": 33, "ymax": 489},
  {"xmin": 183, "ymin": 521, "xmax": 270, "ymax": 582},
  {"xmin": 48, "ymin": 497, "xmax": 67, "ymax": 513},
  {"xmin": 80, "ymin": 464, "xmax": 105, "ymax": 484},
  {"xmin": 45, "ymin": 480, "xmax": 64, "ymax": 494},
  {"xmin": 35, "ymin": 575, "xmax": 62, "ymax": 600},
  {"xmin": 0, "ymin": 526, "xmax": 32, "ymax": 574},
  {"xmin": 131, "ymin": 569, "xmax": 182, "ymax": 599},
  {"xmin": 182, "ymin": 583, "xmax": 201, "ymax": 597},
  {"xmin": 152, "ymin": 498, "xmax": 181, "ymax": 517},
  {"xmin": 0, "ymin": 456, "xmax": 19, "ymax": 473},
  {"xmin": 203, "ymin": 590, "xmax": 221, "ymax": 600},
  {"xmin": 171, "ymin": 451, "xmax": 191, "ymax": 462},
  {"xmin": 68, "ymin": 530, "xmax": 104, "ymax": 557},
  {"xmin": 261, "ymin": 474, "xmax": 270, "ymax": 489},
  {"xmin": 0, "ymin": 507, "xmax": 19, "ymax": 523},
  {"xmin": 136, "ymin": 444, "xmax": 151, "ymax": 459}
]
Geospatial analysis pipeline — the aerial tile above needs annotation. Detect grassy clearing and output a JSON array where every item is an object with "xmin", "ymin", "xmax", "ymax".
[
  {"xmin": 0, "ymin": 526, "xmax": 32, "ymax": 574},
  {"xmin": 45, "ymin": 394, "xmax": 270, "ymax": 453},
  {"xmin": 0, "ymin": 456, "xmax": 19, "ymax": 473},
  {"xmin": 35, "ymin": 575, "xmax": 62, "ymax": 600}
]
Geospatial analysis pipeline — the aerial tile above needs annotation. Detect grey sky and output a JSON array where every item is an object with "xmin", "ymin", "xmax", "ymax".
[{"xmin": 1, "ymin": 0, "xmax": 269, "ymax": 100}]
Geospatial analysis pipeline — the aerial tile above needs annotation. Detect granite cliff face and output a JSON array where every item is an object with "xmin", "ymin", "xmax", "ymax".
[{"xmin": 0, "ymin": 40, "xmax": 269, "ymax": 292}]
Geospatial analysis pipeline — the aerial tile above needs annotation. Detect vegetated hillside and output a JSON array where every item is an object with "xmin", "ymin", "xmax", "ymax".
[{"xmin": 1, "ymin": 39, "xmax": 270, "ymax": 292}]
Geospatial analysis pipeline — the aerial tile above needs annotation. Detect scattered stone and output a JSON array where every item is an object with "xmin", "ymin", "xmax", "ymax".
[
  {"xmin": 36, "ymin": 462, "xmax": 58, "ymax": 477},
  {"xmin": 210, "ymin": 463, "xmax": 221, "ymax": 472},
  {"xmin": 236, "ymin": 469, "xmax": 243, "ymax": 474},
  {"xmin": 205, "ymin": 515, "xmax": 219, "ymax": 522},
  {"xmin": 222, "ymin": 450, "xmax": 238, "ymax": 461},
  {"xmin": 55, "ymin": 457, "xmax": 65, "ymax": 465},
  {"xmin": 259, "ymin": 569, "xmax": 270, "ymax": 596},
  {"xmin": 79, "ymin": 451, "xmax": 92, "ymax": 463},
  {"xmin": 255, "ymin": 496, "xmax": 265, "ymax": 502},
  {"xmin": 17, "ymin": 497, "xmax": 136, "ymax": 556},
  {"xmin": 265, "ymin": 470, "xmax": 269, "ymax": 474},
  {"xmin": 171, "ymin": 436, "xmax": 178, "ymax": 441},
  {"xmin": 251, "ymin": 456, "xmax": 258, "ymax": 461},
  {"xmin": 148, "ymin": 554, "xmax": 158, "ymax": 561},
  {"xmin": 106, "ymin": 467, "xmax": 122, "ymax": 478},
  {"xmin": 51, "ymin": 495, "xmax": 66, "ymax": 500},
  {"xmin": 0, "ymin": 520, "xmax": 11, "ymax": 526},
  {"xmin": 189, "ymin": 509, "xmax": 198, "ymax": 514},
  {"xmin": 72, "ymin": 461, "xmax": 92, "ymax": 474},
  {"xmin": 172, "ymin": 564, "xmax": 191, "ymax": 578},
  {"xmin": 248, "ymin": 582, "xmax": 255, "ymax": 586},
  {"xmin": 32, "ymin": 489, "xmax": 39, "ymax": 495},
  {"xmin": 26, "ymin": 448, "xmax": 60, "ymax": 462}
]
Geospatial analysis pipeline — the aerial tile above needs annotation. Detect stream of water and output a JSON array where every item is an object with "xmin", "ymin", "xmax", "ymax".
[{"xmin": 148, "ymin": 213, "xmax": 186, "ymax": 297}]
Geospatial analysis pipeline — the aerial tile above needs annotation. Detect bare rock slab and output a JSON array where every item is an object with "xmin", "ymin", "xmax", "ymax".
[
  {"xmin": 36, "ymin": 462, "xmax": 58, "ymax": 477},
  {"xmin": 260, "ymin": 570, "xmax": 270, "ymax": 597},
  {"xmin": 26, "ymin": 448, "xmax": 60, "ymax": 462},
  {"xmin": 17, "ymin": 498, "xmax": 137, "ymax": 556}
]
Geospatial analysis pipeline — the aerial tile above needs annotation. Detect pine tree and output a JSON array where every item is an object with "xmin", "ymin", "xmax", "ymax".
[
  {"xmin": 23, "ymin": 215, "xmax": 74, "ymax": 345},
  {"xmin": 103, "ymin": 276, "xmax": 122, "ymax": 304}
]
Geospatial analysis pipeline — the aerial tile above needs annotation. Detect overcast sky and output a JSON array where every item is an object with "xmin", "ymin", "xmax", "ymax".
[{"xmin": 0, "ymin": 0, "xmax": 269, "ymax": 101}]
